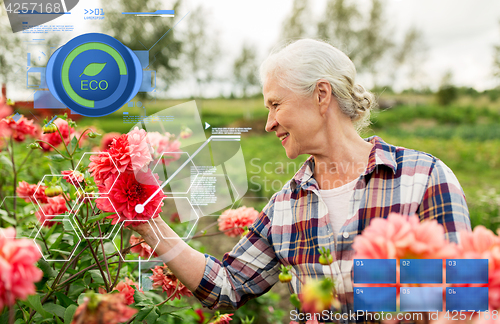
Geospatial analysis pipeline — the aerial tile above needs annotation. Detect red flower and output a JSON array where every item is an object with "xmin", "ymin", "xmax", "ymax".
[
  {"xmin": 71, "ymin": 291, "xmax": 137, "ymax": 324},
  {"xmin": 209, "ymin": 313, "xmax": 234, "ymax": 324},
  {"xmin": 0, "ymin": 114, "xmax": 37, "ymax": 142},
  {"xmin": 89, "ymin": 128, "xmax": 152, "ymax": 185},
  {"xmin": 169, "ymin": 212, "xmax": 180, "ymax": 223},
  {"xmin": 0, "ymin": 97, "xmax": 13, "ymax": 119},
  {"xmin": 100, "ymin": 132, "xmax": 121, "ymax": 151},
  {"xmin": 150, "ymin": 264, "xmax": 193, "ymax": 300},
  {"xmin": 0, "ymin": 227, "xmax": 43, "ymax": 309},
  {"xmin": 35, "ymin": 195, "xmax": 68, "ymax": 226},
  {"xmin": 129, "ymin": 234, "xmax": 158, "ymax": 258},
  {"xmin": 96, "ymin": 170, "xmax": 164, "ymax": 225},
  {"xmin": 17, "ymin": 181, "xmax": 48, "ymax": 204},
  {"xmin": 194, "ymin": 309, "xmax": 205, "ymax": 324},
  {"xmin": 61, "ymin": 169, "xmax": 84, "ymax": 185},
  {"xmin": 218, "ymin": 206, "xmax": 259, "ymax": 237},
  {"xmin": 114, "ymin": 278, "xmax": 138, "ymax": 305},
  {"xmin": 40, "ymin": 118, "xmax": 74, "ymax": 151}
]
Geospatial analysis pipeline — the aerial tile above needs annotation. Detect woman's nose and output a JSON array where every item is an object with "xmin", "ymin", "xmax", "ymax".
[{"xmin": 265, "ymin": 111, "xmax": 278, "ymax": 132}]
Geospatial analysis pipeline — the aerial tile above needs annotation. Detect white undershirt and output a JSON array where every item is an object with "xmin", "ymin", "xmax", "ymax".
[{"xmin": 319, "ymin": 178, "xmax": 358, "ymax": 239}]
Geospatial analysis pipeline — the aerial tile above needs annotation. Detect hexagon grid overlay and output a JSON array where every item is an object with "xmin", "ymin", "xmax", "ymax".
[
  {"xmin": 153, "ymin": 197, "xmax": 200, "ymax": 240},
  {"xmin": 73, "ymin": 151, "xmax": 121, "ymax": 196},
  {"xmin": 70, "ymin": 196, "xmax": 121, "ymax": 240},
  {"xmin": 152, "ymin": 152, "xmax": 199, "ymax": 194},
  {"xmin": 0, "ymin": 196, "xmax": 39, "ymax": 239},
  {"xmin": 112, "ymin": 220, "xmax": 160, "ymax": 263},
  {"xmin": 34, "ymin": 174, "xmax": 79, "ymax": 217},
  {"xmin": 33, "ymin": 219, "xmax": 82, "ymax": 262}
]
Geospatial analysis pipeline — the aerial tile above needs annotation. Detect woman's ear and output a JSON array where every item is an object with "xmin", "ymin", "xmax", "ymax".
[{"xmin": 316, "ymin": 80, "xmax": 331, "ymax": 116}]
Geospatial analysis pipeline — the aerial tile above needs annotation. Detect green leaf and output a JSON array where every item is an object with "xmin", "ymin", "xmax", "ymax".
[
  {"xmin": 50, "ymin": 232, "xmax": 65, "ymax": 250},
  {"xmin": 134, "ymin": 289, "xmax": 154, "ymax": 307},
  {"xmin": 68, "ymin": 136, "xmax": 78, "ymax": 152},
  {"xmin": 38, "ymin": 259, "xmax": 57, "ymax": 278},
  {"xmin": 143, "ymin": 307, "xmax": 159, "ymax": 323},
  {"xmin": 0, "ymin": 154, "xmax": 13, "ymax": 168},
  {"xmin": 1, "ymin": 214, "xmax": 16, "ymax": 226},
  {"xmin": 79, "ymin": 63, "xmax": 106, "ymax": 77},
  {"xmin": 85, "ymin": 212, "xmax": 114, "ymax": 225},
  {"xmin": 27, "ymin": 294, "xmax": 52, "ymax": 318},
  {"xmin": 43, "ymin": 303, "xmax": 66, "ymax": 318},
  {"xmin": 135, "ymin": 306, "xmax": 156, "ymax": 321},
  {"xmin": 88, "ymin": 270, "xmax": 105, "ymax": 284},
  {"xmin": 46, "ymin": 154, "xmax": 67, "ymax": 162},
  {"xmin": 159, "ymin": 305, "xmax": 192, "ymax": 314},
  {"xmin": 64, "ymin": 304, "xmax": 77, "ymax": 324},
  {"xmin": 55, "ymin": 292, "xmax": 77, "ymax": 308}
]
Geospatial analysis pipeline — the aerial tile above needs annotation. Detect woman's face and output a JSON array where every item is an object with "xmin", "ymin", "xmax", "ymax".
[{"xmin": 263, "ymin": 75, "xmax": 324, "ymax": 159}]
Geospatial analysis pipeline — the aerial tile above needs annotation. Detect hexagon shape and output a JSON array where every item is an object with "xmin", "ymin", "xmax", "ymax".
[
  {"xmin": 152, "ymin": 152, "xmax": 199, "ymax": 194},
  {"xmin": 111, "ymin": 220, "xmax": 160, "ymax": 262},
  {"xmin": 190, "ymin": 174, "xmax": 241, "ymax": 216},
  {"xmin": 0, "ymin": 196, "xmax": 38, "ymax": 239},
  {"xmin": 73, "ymin": 152, "xmax": 121, "ymax": 196},
  {"xmin": 153, "ymin": 197, "xmax": 200, "ymax": 240},
  {"xmin": 33, "ymin": 218, "xmax": 82, "ymax": 262},
  {"xmin": 33, "ymin": 174, "xmax": 79, "ymax": 218},
  {"xmin": 71, "ymin": 196, "xmax": 120, "ymax": 240}
]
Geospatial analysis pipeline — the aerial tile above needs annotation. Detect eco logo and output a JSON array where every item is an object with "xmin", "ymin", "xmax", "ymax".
[{"xmin": 46, "ymin": 33, "xmax": 143, "ymax": 117}]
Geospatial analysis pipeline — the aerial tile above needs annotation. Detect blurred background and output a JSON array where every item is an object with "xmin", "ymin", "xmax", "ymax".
[{"xmin": 1, "ymin": 0, "xmax": 500, "ymax": 322}]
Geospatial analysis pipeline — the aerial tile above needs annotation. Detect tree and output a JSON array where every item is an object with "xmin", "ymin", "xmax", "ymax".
[
  {"xmin": 317, "ymin": 0, "xmax": 361, "ymax": 58},
  {"xmin": 494, "ymin": 21, "xmax": 500, "ymax": 85},
  {"xmin": 101, "ymin": 0, "xmax": 183, "ymax": 97},
  {"xmin": 233, "ymin": 43, "xmax": 259, "ymax": 98},
  {"xmin": 391, "ymin": 26, "xmax": 428, "ymax": 89},
  {"xmin": 280, "ymin": 0, "xmax": 312, "ymax": 40},
  {"xmin": 357, "ymin": 0, "xmax": 394, "ymax": 87}
]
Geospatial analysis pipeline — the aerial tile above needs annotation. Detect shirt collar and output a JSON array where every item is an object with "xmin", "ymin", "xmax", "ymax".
[{"xmin": 290, "ymin": 135, "xmax": 398, "ymax": 191}]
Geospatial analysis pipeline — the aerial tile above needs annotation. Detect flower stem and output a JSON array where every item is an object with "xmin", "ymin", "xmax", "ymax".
[
  {"xmin": 54, "ymin": 122, "xmax": 75, "ymax": 169},
  {"xmin": 8, "ymin": 136, "xmax": 17, "ymax": 221},
  {"xmin": 110, "ymin": 228, "xmax": 124, "ymax": 290},
  {"xmin": 97, "ymin": 221, "xmax": 112, "ymax": 290},
  {"xmin": 34, "ymin": 140, "xmax": 71, "ymax": 159},
  {"xmin": 71, "ymin": 128, "xmax": 92, "ymax": 155}
]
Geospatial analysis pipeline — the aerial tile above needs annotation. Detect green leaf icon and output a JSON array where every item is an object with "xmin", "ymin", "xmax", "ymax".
[{"xmin": 79, "ymin": 63, "xmax": 106, "ymax": 77}]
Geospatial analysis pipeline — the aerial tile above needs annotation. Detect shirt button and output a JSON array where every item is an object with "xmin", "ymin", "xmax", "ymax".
[{"xmin": 343, "ymin": 232, "xmax": 349, "ymax": 238}]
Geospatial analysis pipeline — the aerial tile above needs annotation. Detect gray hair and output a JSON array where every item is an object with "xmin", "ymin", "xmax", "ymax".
[{"xmin": 259, "ymin": 39, "xmax": 375, "ymax": 132}]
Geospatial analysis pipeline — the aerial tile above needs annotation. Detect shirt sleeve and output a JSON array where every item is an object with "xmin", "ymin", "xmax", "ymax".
[
  {"xmin": 192, "ymin": 205, "xmax": 281, "ymax": 310},
  {"xmin": 416, "ymin": 159, "xmax": 472, "ymax": 243}
]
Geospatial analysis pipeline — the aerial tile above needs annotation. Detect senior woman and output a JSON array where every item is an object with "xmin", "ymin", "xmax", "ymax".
[{"xmin": 134, "ymin": 39, "xmax": 471, "ymax": 322}]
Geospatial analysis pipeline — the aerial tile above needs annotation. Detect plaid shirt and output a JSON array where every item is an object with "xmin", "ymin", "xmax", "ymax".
[{"xmin": 193, "ymin": 136, "xmax": 471, "ymax": 322}]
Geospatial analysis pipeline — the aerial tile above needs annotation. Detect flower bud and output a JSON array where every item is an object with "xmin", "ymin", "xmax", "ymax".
[
  {"xmin": 45, "ymin": 185, "xmax": 63, "ymax": 197},
  {"xmin": 88, "ymin": 132, "xmax": 97, "ymax": 138},
  {"xmin": 85, "ymin": 186, "xmax": 95, "ymax": 193},
  {"xmin": 42, "ymin": 123, "xmax": 57, "ymax": 134},
  {"xmin": 28, "ymin": 142, "xmax": 42, "ymax": 150}
]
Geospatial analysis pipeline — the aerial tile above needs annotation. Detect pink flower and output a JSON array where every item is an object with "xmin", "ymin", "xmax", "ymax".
[
  {"xmin": 0, "ymin": 97, "xmax": 13, "ymax": 119},
  {"xmin": 129, "ymin": 234, "xmax": 158, "ymax": 258},
  {"xmin": 150, "ymin": 264, "xmax": 193, "ymax": 300},
  {"xmin": 209, "ymin": 313, "xmax": 234, "ymax": 324},
  {"xmin": 40, "ymin": 118, "xmax": 74, "ymax": 151},
  {"xmin": 218, "ymin": 206, "xmax": 259, "ymax": 237},
  {"xmin": 71, "ymin": 291, "xmax": 137, "ymax": 324},
  {"xmin": 195, "ymin": 309, "xmax": 205, "ymax": 324},
  {"xmin": 89, "ymin": 128, "xmax": 152, "ymax": 185},
  {"xmin": 95, "ymin": 170, "xmax": 164, "ymax": 225},
  {"xmin": 299, "ymin": 278, "xmax": 338, "ymax": 314},
  {"xmin": 61, "ymin": 169, "xmax": 84, "ymax": 185},
  {"xmin": 17, "ymin": 181, "xmax": 48, "ymax": 204},
  {"xmin": 352, "ymin": 213, "xmax": 458, "ymax": 260},
  {"xmin": 100, "ymin": 132, "xmax": 120, "ymax": 151},
  {"xmin": 158, "ymin": 139, "xmax": 182, "ymax": 166},
  {"xmin": 455, "ymin": 226, "xmax": 500, "ymax": 310},
  {"xmin": 0, "ymin": 114, "xmax": 37, "ymax": 142},
  {"xmin": 35, "ymin": 195, "xmax": 68, "ymax": 226},
  {"xmin": 0, "ymin": 227, "xmax": 43, "ymax": 309},
  {"xmin": 114, "ymin": 278, "xmax": 138, "ymax": 305}
]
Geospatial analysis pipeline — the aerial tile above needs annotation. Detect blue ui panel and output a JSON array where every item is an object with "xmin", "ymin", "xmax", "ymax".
[
  {"xmin": 353, "ymin": 259, "xmax": 396, "ymax": 284},
  {"xmin": 446, "ymin": 287, "xmax": 488, "ymax": 311},
  {"xmin": 446, "ymin": 259, "xmax": 488, "ymax": 284},
  {"xmin": 400, "ymin": 287, "xmax": 443, "ymax": 312},
  {"xmin": 354, "ymin": 287, "xmax": 397, "ymax": 312},
  {"xmin": 400, "ymin": 259, "xmax": 442, "ymax": 283}
]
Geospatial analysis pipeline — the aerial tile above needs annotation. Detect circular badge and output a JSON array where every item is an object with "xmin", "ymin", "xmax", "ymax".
[{"xmin": 46, "ymin": 33, "xmax": 143, "ymax": 117}]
